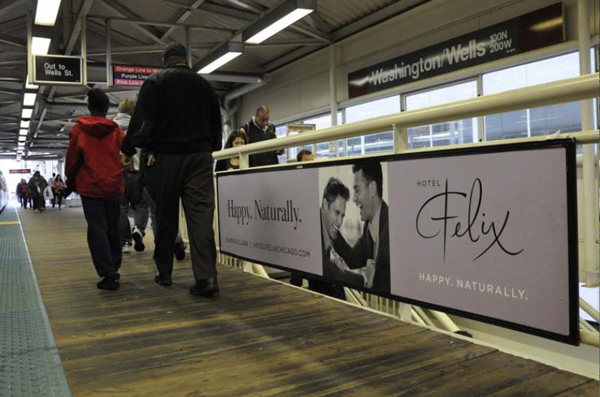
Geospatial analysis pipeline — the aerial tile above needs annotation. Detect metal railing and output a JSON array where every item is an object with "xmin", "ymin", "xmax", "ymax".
[{"xmin": 206, "ymin": 72, "xmax": 599, "ymax": 346}]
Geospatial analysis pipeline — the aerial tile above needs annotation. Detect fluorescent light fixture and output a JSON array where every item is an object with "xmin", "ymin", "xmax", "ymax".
[
  {"xmin": 20, "ymin": 120, "xmax": 30, "ymax": 129},
  {"xmin": 18, "ymin": 137, "xmax": 26, "ymax": 142},
  {"xmin": 35, "ymin": 0, "xmax": 62, "ymax": 26},
  {"xmin": 242, "ymin": 0, "xmax": 316, "ymax": 44},
  {"xmin": 199, "ymin": 52, "xmax": 242, "ymax": 74},
  {"xmin": 25, "ymin": 76, "xmax": 38, "ymax": 90},
  {"xmin": 197, "ymin": 41, "xmax": 244, "ymax": 74},
  {"xmin": 22, "ymin": 108, "xmax": 33, "ymax": 119},
  {"xmin": 31, "ymin": 37, "xmax": 51, "ymax": 55},
  {"xmin": 24, "ymin": 93, "xmax": 37, "ymax": 106},
  {"xmin": 19, "ymin": 129, "xmax": 28, "ymax": 136}
]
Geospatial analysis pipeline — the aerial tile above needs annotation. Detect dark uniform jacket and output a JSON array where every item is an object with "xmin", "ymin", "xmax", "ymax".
[
  {"xmin": 241, "ymin": 119, "xmax": 279, "ymax": 168},
  {"xmin": 325, "ymin": 202, "xmax": 390, "ymax": 294},
  {"xmin": 122, "ymin": 64, "xmax": 222, "ymax": 156}
]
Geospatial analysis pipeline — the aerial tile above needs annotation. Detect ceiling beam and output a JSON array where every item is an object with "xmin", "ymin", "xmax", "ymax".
[
  {"xmin": 0, "ymin": 20, "xmax": 26, "ymax": 35},
  {"xmin": 288, "ymin": 24, "xmax": 331, "ymax": 43},
  {"xmin": 0, "ymin": 88, "xmax": 22, "ymax": 96},
  {"xmin": 248, "ymin": 38, "xmax": 324, "ymax": 47},
  {"xmin": 0, "ymin": 69, "xmax": 22, "ymax": 81},
  {"xmin": 305, "ymin": 12, "xmax": 331, "ymax": 34},
  {"xmin": 226, "ymin": 0, "xmax": 267, "ymax": 14},
  {"xmin": 53, "ymin": 87, "xmax": 139, "ymax": 99},
  {"xmin": 202, "ymin": 72, "xmax": 264, "ymax": 84},
  {"xmin": 197, "ymin": 2, "xmax": 255, "ymax": 21},
  {"xmin": 160, "ymin": 0, "xmax": 207, "ymax": 41},
  {"xmin": 0, "ymin": 33, "xmax": 25, "ymax": 48},
  {"xmin": 87, "ymin": 44, "xmax": 215, "ymax": 56},
  {"xmin": 0, "ymin": 0, "xmax": 28, "ymax": 20},
  {"xmin": 65, "ymin": 0, "xmax": 95, "ymax": 54},
  {"xmin": 87, "ymin": 15, "xmax": 236, "ymax": 33},
  {"xmin": 95, "ymin": 0, "xmax": 166, "ymax": 45}
]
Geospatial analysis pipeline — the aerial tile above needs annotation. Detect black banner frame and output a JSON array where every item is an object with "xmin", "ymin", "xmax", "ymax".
[{"xmin": 216, "ymin": 139, "xmax": 579, "ymax": 346}]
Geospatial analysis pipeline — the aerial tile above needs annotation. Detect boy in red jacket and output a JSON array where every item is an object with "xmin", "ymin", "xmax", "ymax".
[{"xmin": 66, "ymin": 89, "xmax": 125, "ymax": 290}]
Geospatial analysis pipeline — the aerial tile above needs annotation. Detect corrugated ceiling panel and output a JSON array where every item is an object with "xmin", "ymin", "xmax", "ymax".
[{"xmin": 317, "ymin": 0, "xmax": 397, "ymax": 31}]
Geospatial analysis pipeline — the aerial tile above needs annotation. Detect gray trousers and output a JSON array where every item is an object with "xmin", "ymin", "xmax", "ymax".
[
  {"xmin": 119, "ymin": 170, "xmax": 149, "ymax": 244},
  {"xmin": 146, "ymin": 152, "xmax": 216, "ymax": 281}
]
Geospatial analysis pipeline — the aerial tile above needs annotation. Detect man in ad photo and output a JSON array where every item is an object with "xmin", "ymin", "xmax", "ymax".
[
  {"xmin": 320, "ymin": 177, "xmax": 362, "ymax": 295},
  {"xmin": 320, "ymin": 162, "xmax": 390, "ymax": 294},
  {"xmin": 347, "ymin": 162, "xmax": 390, "ymax": 293}
]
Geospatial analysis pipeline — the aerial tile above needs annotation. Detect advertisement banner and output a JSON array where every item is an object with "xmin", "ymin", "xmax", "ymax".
[
  {"xmin": 217, "ymin": 140, "xmax": 578, "ymax": 345},
  {"xmin": 113, "ymin": 65, "xmax": 163, "ymax": 87},
  {"xmin": 348, "ymin": 3, "xmax": 564, "ymax": 98}
]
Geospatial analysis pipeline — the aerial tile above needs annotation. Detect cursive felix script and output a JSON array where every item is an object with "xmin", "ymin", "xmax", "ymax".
[{"xmin": 416, "ymin": 178, "xmax": 524, "ymax": 261}]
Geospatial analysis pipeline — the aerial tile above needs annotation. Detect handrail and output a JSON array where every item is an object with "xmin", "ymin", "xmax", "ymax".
[{"xmin": 213, "ymin": 73, "xmax": 599, "ymax": 161}]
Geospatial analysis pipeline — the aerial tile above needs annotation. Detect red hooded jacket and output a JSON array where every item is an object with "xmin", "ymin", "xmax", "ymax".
[{"xmin": 65, "ymin": 116, "xmax": 125, "ymax": 199}]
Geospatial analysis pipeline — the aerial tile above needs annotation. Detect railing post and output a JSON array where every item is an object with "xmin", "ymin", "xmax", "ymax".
[
  {"xmin": 578, "ymin": 0, "xmax": 598, "ymax": 286},
  {"xmin": 393, "ymin": 123, "xmax": 408, "ymax": 153}
]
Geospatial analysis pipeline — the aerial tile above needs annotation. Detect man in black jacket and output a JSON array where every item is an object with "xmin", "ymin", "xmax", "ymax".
[
  {"xmin": 240, "ymin": 106, "xmax": 283, "ymax": 167},
  {"xmin": 121, "ymin": 42, "xmax": 222, "ymax": 297}
]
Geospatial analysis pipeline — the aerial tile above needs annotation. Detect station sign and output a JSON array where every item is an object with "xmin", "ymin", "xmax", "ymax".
[
  {"xmin": 33, "ymin": 55, "xmax": 83, "ymax": 85},
  {"xmin": 348, "ymin": 3, "xmax": 564, "ymax": 98},
  {"xmin": 113, "ymin": 65, "xmax": 163, "ymax": 87},
  {"xmin": 9, "ymin": 169, "xmax": 31, "ymax": 174}
]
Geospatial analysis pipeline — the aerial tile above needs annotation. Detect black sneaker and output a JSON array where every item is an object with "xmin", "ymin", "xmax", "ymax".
[
  {"xmin": 154, "ymin": 273, "xmax": 173, "ymax": 286},
  {"xmin": 174, "ymin": 240, "xmax": 186, "ymax": 261},
  {"xmin": 97, "ymin": 276, "xmax": 120, "ymax": 290},
  {"xmin": 190, "ymin": 277, "xmax": 219, "ymax": 297},
  {"xmin": 132, "ymin": 227, "xmax": 145, "ymax": 252}
]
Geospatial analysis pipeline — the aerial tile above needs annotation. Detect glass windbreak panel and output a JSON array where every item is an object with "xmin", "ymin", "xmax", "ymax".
[
  {"xmin": 346, "ymin": 136, "xmax": 364, "ymax": 157},
  {"xmin": 303, "ymin": 112, "xmax": 343, "ymax": 159},
  {"xmin": 345, "ymin": 96, "xmax": 399, "ymax": 155},
  {"xmin": 406, "ymin": 81, "xmax": 478, "ymax": 148},
  {"xmin": 484, "ymin": 110, "xmax": 528, "ymax": 141},
  {"xmin": 275, "ymin": 124, "xmax": 288, "ymax": 163},
  {"xmin": 483, "ymin": 52, "xmax": 581, "ymax": 141},
  {"xmin": 530, "ymin": 102, "xmax": 582, "ymax": 136}
]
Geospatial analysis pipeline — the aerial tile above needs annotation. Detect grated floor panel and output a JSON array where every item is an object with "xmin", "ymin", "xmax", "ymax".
[{"xmin": 0, "ymin": 205, "xmax": 71, "ymax": 397}]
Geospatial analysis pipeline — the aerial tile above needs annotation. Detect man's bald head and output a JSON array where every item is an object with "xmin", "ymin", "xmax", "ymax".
[{"xmin": 254, "ymin": 106, "xmax": 271, "ymax": 129}]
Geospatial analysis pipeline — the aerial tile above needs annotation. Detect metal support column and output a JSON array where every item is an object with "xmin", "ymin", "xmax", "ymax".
[
  {"xmin": 329, "ymin": 44, "xmax": 338, "ymax": 157},
  {"xmin": 81, "ymin": 17, "xmax": 87, "ymax": 86},
  {"xmin": 186, "ymin": 27, "xmax": 192, "ymax": 68},
  {"xmin": 578, "ymin": 0, "xmax": 598, "ymax": 286},
  {"xmin": 106, "ymin": 20, "xmax": 112, "ymax": 87}
]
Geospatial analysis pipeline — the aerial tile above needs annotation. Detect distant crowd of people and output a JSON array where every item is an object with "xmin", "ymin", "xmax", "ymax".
[{"xmin": 16, "ymin": 172, "xmax": 66, "ymax": 212}]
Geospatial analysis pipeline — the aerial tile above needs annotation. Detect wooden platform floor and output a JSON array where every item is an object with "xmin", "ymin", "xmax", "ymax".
[{"xmin": 18, "ymin": 206, "xmax": 599, "ymax": 397}]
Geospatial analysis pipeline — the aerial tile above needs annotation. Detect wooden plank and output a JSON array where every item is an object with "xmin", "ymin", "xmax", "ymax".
[
  {"xmin": 554, "ymin": 380, "xmax": 600, "ymax": 396},
  {"xmin": 18, "ymin": 207, "xmax": 596, "ymax": 397},
  {"xmin": 489, "ymin": 371, "xmax": 598, "ymax": 397}
]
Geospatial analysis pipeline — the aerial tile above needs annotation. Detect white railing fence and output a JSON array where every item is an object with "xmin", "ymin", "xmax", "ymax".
[{"xmin": 182, "ymin": 73, "xmax": 599, "ymax": 347}]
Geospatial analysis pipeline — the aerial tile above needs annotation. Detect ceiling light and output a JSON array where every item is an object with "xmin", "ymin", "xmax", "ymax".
[
  {"xmin": 25, "ymin": 76, "xmax": 38, "ymax": 90},
  {"xmin": 24, "ymin": 93, "xmax": 37, "ymax": 106},
  {"xmin": 18, "ymin": 137, "xmax": 26, "ymax": 142},
  {"xmin": 31, "ymin": 37, "xmax": 51, "ymax": 55},
  {"xmin": 35, "ymin": 0, "xmax": 62, "ymax": 26},
  {"xmin": 20, "ymin": 120, "xmax": 30, "ymax": 129},
  {"xmin": 22, "ymin": 108, "xmax": 33, "ymax": 119},
  {"xmin": 198, "ymin": 42, "xmax": 244, "ymax": 74},
  {"xmin": 19, "ymin": 129, "xmax": 28, "ymax": 136},
  {"xmin": 242, "ymin": 0, "xmax": 316, "ymax": 44}
]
